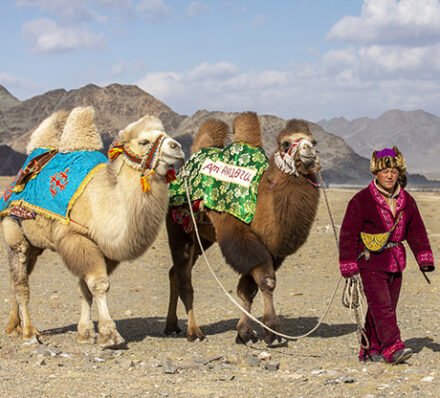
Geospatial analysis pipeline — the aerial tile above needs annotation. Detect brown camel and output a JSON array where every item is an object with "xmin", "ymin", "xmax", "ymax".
[
  {"xmin": 1, "ymin": 106, "xmax": 184, "ymax": 347},
  {"xmin": 164, "ymin": 112, "xmax": 320, "ymax": 344}
]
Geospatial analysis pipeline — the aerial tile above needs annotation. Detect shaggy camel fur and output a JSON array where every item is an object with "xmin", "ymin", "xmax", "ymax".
[
  {"xmin": 165, "ymin": 112, "xmax": 320, "ymax": 344},
  {"xmin": 1, "ymin": 107, "xmax": 184, "ymax": 347}
]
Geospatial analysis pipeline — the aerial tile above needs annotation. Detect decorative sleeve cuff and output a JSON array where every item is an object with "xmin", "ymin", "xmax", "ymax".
[
  {"xmin": 340, "ymin": 261, "xmax": 360, "ymax": 278},
  {"xmin": 416, "ymin": 251, "xmax": 434, "ymax": 267}
]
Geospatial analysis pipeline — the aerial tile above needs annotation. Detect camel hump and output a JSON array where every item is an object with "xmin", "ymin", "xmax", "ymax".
[
  {"xmin": 26, "ymin": 110, "xmax": 70, "ymax": 154},
  {"xmin": 232, "ymin": 111, "xmax": 262, "ymax": 148},
  {"xmin": 191, "ymin": 119, "xmax": 229, "ymax": 154},
  {"xmin": 59, "ymin": 106, "xmax": 103, "ymax": 153},
  {"xmin": 119, "ymin": 114, "xmax": 165, "ymax": 143}
]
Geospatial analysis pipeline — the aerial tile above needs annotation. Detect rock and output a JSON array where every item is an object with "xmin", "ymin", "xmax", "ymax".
[
  {"xmin": 245, "ymin": 356, "xmax": 261, "ymax": 367},
  {"xmin": 219, "ymin": 375, "xmax": 235, "ymax": 381},
  {"xmin": 35, "ymin": 345, "xmax": 58, "ymax": 357},
  {"xmin": 178, "ymin": 359, "xmax": 200, "ymax": 370},
  {"xmin": 161, "ymin": 356, "xmax": 177, "ymax": 374},
  {"xmin": 422, "ymin": 376, "xmax": 434, "ymax": 382},
  {"xmin": 120, "ymin": 358, "xmax": 135, "ymax": 369},
  {"xmin": 367, "ymin": 364, "xmax": 384, "ymax": 376},
  {"xmin": 263, "ymin": 361, "xmax": 280, "ymax": 371},
  {"xmin": 258, "ymin": 351, "xmax": 271, "ymax": 361}
]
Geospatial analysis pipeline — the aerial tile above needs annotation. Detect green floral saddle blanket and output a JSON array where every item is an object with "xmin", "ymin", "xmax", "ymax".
[{"xmin": 169, "ymin": 142, "xmax": 268, "ymax": 224}]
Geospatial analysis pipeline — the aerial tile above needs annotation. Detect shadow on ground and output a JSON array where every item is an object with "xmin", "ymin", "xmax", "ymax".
[
  {"xmin": 39, "ymin": 315, "xmax": 357, "ymax": 344},
  {"xmin": 405, "ymin": 337, "xmax": 440, "ymax": 353}
]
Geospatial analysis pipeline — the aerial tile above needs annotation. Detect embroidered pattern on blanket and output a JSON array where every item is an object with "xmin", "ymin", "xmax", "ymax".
[
  {"xmin": 0, "ymin": 148, "xmax": 107, "ymax": 223},
  {"xmin": 169, "ymin": 142, "xmax": 268, "ymax": 224}
]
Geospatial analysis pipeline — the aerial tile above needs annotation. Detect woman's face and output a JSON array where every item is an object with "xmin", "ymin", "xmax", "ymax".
[{"xmin": 375, "ymin": 167, "xmax": 399, "ymax": 194}]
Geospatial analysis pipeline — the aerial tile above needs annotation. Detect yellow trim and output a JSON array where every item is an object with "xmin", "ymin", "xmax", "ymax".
[
  {"xmin": 0, "ymin": 199, "xmax": 64, "ymax": 222},
  {"xmin": 65, "ymin": 163, "xmax": 106, "ymax": 223}
]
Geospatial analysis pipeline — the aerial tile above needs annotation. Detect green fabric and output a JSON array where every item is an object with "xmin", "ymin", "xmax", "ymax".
[{"xmin": 169, "ymin": 142, "xmax": 268, "ymax": 224}]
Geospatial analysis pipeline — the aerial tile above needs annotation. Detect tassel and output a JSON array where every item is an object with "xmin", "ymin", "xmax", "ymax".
[
  {"xmin": 108, "ymin": 142, "xmax": 124, "ymax": 159},
  {"xmin": 140, "ymin": 170, "xmax": 155, "ymax": 193},
  {"xmin": 165, "ymin": 168, "xmax": 176, "ymax": 183}
]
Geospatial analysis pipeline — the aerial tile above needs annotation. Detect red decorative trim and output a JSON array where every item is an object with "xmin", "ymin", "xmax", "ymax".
[
  {"xmin": 382, "ymin": 341, "xmax": 406, "ymax": 363},
  {"xmin": 339, "ymin": 260, "xmax": 359, "ymax": 277},
  {"xmin": 417, "ymin": 251, "xmax": 434, "ymax": 265}
]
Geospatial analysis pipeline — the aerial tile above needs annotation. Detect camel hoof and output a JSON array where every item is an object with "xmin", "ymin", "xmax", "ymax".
[
  {"xmin": 77, "ymin": 322, "xmax": 96, "ymax": 344},
  {"xmin": 263, "ymin": 328, "xmax": 282, "ymax": 345},
  {"xmin": 236, "ymin": 329, "xmax": 258, "ymax": 345},
  {"xmin": 164, "ymin": 324, "xmax": 182, "ymax": 336},
  {"xmin": 98, "ymin": 329, "xmax": 125, "ymax": 348},
  {"xmin": 77, "ymin": 332, "xmax": 97, "ymax": 344},
  {"xmin": 186, "ymin": 326, "xmax": 205, "ymax": 342},
  {"xmin": 6, "ymin": 324, "xmax": 22, "ymax": 337}
]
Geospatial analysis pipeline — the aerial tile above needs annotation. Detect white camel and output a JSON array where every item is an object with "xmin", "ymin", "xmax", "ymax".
[{"xmin": 1, "ymin": 106, "xmax": 184, "ymax": 347}]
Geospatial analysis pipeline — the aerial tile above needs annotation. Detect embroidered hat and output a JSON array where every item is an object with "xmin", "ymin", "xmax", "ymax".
[
  {"xmin": 370, "ymin": 145, "xmax": 407, "ymax": 188},
  {"xmin": 370, "ymin": 145, "xmax": 406, "ymax": 175}
]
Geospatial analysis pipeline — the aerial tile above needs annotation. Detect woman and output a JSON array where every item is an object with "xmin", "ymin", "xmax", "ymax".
[{"xmin": 339, "ymin": 146, "xmax": 434, "ymax": 364}]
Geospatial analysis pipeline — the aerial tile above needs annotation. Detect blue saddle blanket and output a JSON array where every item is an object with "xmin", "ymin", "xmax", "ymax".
[{"xmin": 0, "ymin": 148, "xmax": 107, "ymax": 222}]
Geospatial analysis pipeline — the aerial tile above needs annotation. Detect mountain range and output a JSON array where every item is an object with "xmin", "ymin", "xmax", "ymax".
[
  {"xmin": 0, "ymin": 83, "xmax": 436, "ymax": 186},
  {"xmin": 318, "ymin": 110, "xmax": 440, "ymax": 177}
]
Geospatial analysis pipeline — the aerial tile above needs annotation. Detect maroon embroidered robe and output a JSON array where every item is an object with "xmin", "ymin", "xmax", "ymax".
[{"xmin": 339, "ymin": 180, "xmax": 434, "ymax": 274}]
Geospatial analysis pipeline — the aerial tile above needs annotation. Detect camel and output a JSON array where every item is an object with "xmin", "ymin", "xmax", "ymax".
[
  {"xmin": 165, "ymin": 112, "xmax": 320, "ymax": 344},
  {"xmin": 0, "ymin": 106, "xmax": 184, "ymax": 347}
]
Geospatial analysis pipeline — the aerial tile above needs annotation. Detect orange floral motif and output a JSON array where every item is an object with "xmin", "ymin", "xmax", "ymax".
[{"xmin": 50, "ymin": 168, "xmax": 70, "ymax": 198}]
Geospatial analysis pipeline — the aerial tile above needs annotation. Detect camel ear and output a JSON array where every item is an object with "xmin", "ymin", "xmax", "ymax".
[
  {"xmin": 26, "ymin": 110, "xmax": 70, "ymax": 154},
  {"xmin": 59, "ymin": 106, "xmax": 103, "ymax": 153},
  {"xmin": 119, "ymin": 115, "xmax": 165, "ymax": 143}
]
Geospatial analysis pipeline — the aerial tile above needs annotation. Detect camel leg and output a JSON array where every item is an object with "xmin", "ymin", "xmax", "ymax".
[
  {"xmin": 165, "ymin": 212, "xmax": 213, "ymax": 341},
  {"xmin": 57, "ymin": 233, "xmax": 124, "ymax": 347},
  {"xmin": 251, "ymin": 263, "xmax": 281, "ymax": 344},
  {"xmin": 172, "ymin": 243, "xmax": 205, "ymax": 342},
  {"xmin": 76, "ymin": 279, "xmax": 96, "ymax": 344},
  {"xmin": 164, "ymin": 265, "xmax": 182, "ymax": 335},
  {"xmin": 6, "ymin": 242, "xmax": 41, "ymax": 343},
  {"xmin": 235, "ymin": 274, "xmax": 259, "ymax": 344}
]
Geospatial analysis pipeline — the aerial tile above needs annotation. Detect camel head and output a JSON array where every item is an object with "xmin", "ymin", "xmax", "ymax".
[
  {"xmin": 274, "ymin": 119, "xmax": 318, "ymax": 176},
  {"xmin": 108, "ymin": 114, "xmax": 184, "ymax": 191}
]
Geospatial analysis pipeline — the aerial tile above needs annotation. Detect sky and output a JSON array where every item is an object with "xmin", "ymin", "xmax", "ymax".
[{"xmin": 1, "ymin": 0, "xmax": 440, "ymax": 122}]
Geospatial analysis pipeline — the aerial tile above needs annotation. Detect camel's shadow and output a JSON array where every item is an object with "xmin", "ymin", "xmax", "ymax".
[
  {"xmin": 41, "ymin": 315, "xmax": 357, "ymax": 344},
  {"xmin": 405, "ymin": 337, "xmax": 440, "ymax": 353}
]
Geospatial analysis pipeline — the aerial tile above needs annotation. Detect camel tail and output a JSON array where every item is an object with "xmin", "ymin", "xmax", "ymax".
[
  {"xmin": 232, "ymin": 111, "xmax": 262, "ymax": 148},
  {"xmin": 26, "ymin": 110, "xmax": 70, "ymax": 154},
  {"xmin": 59, "ymin": 106, "xmax": 103, "ymax": 153},
  {"xmin": 191, "ymin": 119, "xmax": 229, "ymax": 154}
]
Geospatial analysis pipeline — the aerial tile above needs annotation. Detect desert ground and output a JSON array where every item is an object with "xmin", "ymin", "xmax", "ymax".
[{"xmin": 0, "ymin": 175, "xmax": 439, "ymax": 398}]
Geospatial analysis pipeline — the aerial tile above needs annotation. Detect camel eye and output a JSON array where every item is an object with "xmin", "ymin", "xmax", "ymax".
[
  {"xmin": 282, "ymin": 141, "xmax": 291, "ymax": 152},
  {"xmin": 139, "ymin": 139, "xmax": 150, "ymax": 146}
]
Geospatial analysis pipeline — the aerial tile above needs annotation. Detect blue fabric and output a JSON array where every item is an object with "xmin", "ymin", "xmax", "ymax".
[{"xmin": 0, "ymin": 149, "xmax": 107, "ymax": 220}]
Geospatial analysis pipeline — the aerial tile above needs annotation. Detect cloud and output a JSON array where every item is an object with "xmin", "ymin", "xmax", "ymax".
[
  {"xmin": 251, "ymin": 13, "xmax": 267, "ymax": 29},
  {"xmin": 136, "ymin": 0, "xmax": 172, "ymax": 22},
  {"xmin": 185, "ymin": 1, "xmax": 209, "ymax": 16},
  {"xmin": 22, "ymin": 18, "xmax": 105, "ymax": 53},
  {"xmin": 327, "ymin": 0, "xmax": 440, "ymax": 46},
  {"xmin": 15, "ymin": 0, "xmax": 113, "ymax": 23},
  {"xmin": 136, "ymin": 58, "xmax": 440, "ymax": 121},
  {"xmin": 0, "ymin": 72, "xmax": 45, "ymax": 99}
]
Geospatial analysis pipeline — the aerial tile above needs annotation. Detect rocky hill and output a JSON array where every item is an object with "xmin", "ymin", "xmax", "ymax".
[
  {"xmin": 318, "ymin": 110, "xmax": 440, "ymax": 175},
  {"xmin": 0, "ymin": 83, "xmax": 185, "ymax": 153}
]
